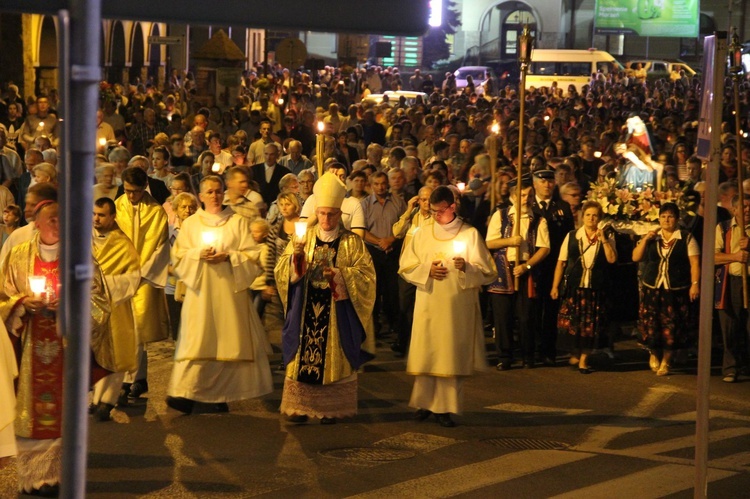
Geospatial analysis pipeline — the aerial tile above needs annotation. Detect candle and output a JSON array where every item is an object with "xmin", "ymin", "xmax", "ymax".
[
  {"xmin": 457, "ymin": 182, "xmax": 466, "ymax": 192},
  {"xmin": 490, "ymin": 122, "xmax": 500, "ymax": 135},
  {"xmin": 453, "ymin": 240, "xmax": 467, "ymax": 257},
  {"xmin": 317, "ymin": 121, "xmax": 325, "ymax": 133},
  {"xmin": 211, "ymin": 162, "xmax": 221, "ymax": 173},
  {"xmin": 38, "ymin": 122, "xmax": 44, "ymax": 129},
  {"xmin": 277, "ymin": 97, "xmax": 284, "ymax": 106},
  {"xmin": 201, "ymin": 231, "xmax": 217, "ymax": 247},
  {"xmin": 294, "ymin": 221, "xmax": 307, "ymax": 238},
  {"xmin": 593, "ymin": 151, "xmax": 602, "ymax": 158},
  {"xmin": 29, "ymin": 276, "xmax": 46, "ymax": 297},
  {"xmin": 544, "ymin": 115, "xmax": 550, "ymax": 122},
  {"xmin": 98, "ymin": 138, "xmax": 107, "ymax": 147}
]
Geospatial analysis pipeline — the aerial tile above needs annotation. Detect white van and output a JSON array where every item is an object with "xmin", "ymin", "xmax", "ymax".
[{"xmin": 526, "ymin": 49, "xmax": 624, "ymax": 93}]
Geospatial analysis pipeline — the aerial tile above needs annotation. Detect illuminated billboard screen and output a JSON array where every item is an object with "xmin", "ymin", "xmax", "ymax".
[{"xmin": 594, "ymin": 0, "xmax": 699, "ymax": 37}]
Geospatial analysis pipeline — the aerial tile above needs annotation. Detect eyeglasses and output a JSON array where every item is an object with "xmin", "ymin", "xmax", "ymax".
[{"xmin": 430, "ymin": 206, "xmax": 453, "ymax": 216}]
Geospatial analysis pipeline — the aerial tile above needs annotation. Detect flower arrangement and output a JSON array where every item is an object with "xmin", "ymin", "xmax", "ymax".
[{"xmin": 586, "ymin": 178, "xmax": 691, "ymax": 234}]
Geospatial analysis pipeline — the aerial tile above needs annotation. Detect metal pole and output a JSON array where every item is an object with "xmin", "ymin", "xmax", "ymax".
[
  {"xmin": 514, "ymin": 25, "xmax": 532, "ymax": 290},
  {"xmin": 60, "ymin": 0, "xmax": 101, "ymax": 495},
  {"xmin": 694, "ymin": 33, "xmax": 727, "ymax": 499},
  {"xmin": 730, "ymin": 28, "xmax": 748, "ymax": 308}
]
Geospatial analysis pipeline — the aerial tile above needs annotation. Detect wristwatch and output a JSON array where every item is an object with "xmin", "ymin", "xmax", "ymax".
[{"xmin": 526, "ymin": 264, "xmax": 532, "ymax": 271}]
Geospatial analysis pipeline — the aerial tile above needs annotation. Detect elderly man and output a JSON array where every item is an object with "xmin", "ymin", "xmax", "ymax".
[
  {"xmin": 250, "ymin": 143, "xmax": 291, "ymax": 207},
  {"xmin": 275, "ymin": 172, "xmax": 376, "ymax": 424},
  {"xmin": 399, "ymin": 186, "xmax": 497, "ymax": 427},
  {"xmin": 90, "ymin": 197, "xmax": 141, "ymax": 421},
  {"xmin": 115, "ymin": 167, "xmax": 171, "ymax": 403},
  {"xmin": 279, "ymin": 140, "xmax": 313, "ymax": 175},
  {"xmin": 299, "ymin": 164, "xmax": 366, "ymax": 237},
  {"xmin": 167, "ymin": 175, "xmax": 272, "ymax": 414}
]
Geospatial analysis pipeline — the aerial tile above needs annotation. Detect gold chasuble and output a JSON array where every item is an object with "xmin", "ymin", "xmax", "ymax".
[
  {"xmin": 115, "ymin": 192, "xmax": 170, "ymax": 343},
  {"xmin": 93, "ymin": 227, "xmax": 141, "ymax": 372},
  {"xmin": 0, "ymin": 235, "xmax": 110, "ymax": 439},
  {"xmin": 275, "ymin": 227, "xmax": 376, "ymax": 385}
]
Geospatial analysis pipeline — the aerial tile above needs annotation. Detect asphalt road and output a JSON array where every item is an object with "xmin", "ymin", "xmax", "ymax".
[{"xmin": 3, "ymin": 309, "xmax": 750, "ymax": 498}]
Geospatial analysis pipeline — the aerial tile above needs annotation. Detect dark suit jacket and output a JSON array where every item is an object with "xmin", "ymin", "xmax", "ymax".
[
  {"xmin": 250, "ymin": 163, "xmax": 291, "ymax": 206},
  {"xmin": 115, "ymin": 176, "xmax": 171, "ymax": 205}
]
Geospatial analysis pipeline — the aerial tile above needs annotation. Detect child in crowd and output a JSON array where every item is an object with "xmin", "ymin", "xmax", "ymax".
[
  {"xmin": 249, "ymin": 219, "xmax": 276, "ymax": 320},
  {"xmin": 1, "ymin": 204, "xmax": 21, "ymax": 247}
]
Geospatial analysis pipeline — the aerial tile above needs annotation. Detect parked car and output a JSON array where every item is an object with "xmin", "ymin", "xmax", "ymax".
[
  {"xmin": 624, "ymin": 60, "xmax": 697, "ymax": 80},
  {"xmin": 453, "ymin": 66, "xmax": 497, "ymax": 95}
]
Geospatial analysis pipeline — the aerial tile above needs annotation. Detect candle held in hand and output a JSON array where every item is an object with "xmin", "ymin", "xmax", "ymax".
[{"xmin": 29, "ymin": 276, "xmax": 46, "ymax": 297}]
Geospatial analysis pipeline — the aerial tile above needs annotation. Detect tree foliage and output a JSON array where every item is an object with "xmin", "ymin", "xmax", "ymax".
[{"xmin": 422, "ymin": 0, "xmax": 461, "ymax": 68}]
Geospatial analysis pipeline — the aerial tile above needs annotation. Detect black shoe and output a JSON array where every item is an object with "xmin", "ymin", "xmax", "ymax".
[
  {"xmin": 88, "ymin": 403, "xmax": 97, "ymax": 415},
  {"xmin": 117, "ymin": 383, "xmax": 131, "ymax": 406},
  {"xmin": 287, "ymin": 414, "xmax": 308, "ymax": 423},
  {"xmin": 390, "ymin": 342, "xmax": 406, "ymax": 357},
  {"xmin": 93, "ymin": 403, "xmax": 114, "ymax": 422},
  {"xmin": 214, "ymin": 403, "xmax": 229, "ymax": 413},
  {"xmin": 496, "ymin": 362, "xmax": 511, "ymax": 371},
  {"xmin": 435, "ymin": 413, "xmax": 456, "ymax": 427},
  {"xmin": 541, "ymin": 356, "xmax": 556, "ymax": 367},
  {"xmin": 320, "ymin": 417, "xmax": 336, "ymax": 425},
  {"xmin": 166, "ymin": 396, "xmax": 195, "ymax": 414},
  {"xmin": 414, "ymin": 409, "xmax": 432, "ymax": 421},
  {"xmin": 129, "ymin": 380, "xmax": 149, "ymax": 399},
  {"xmin": 578, "ymin": 367, "xmax": 592, "ymax": 375}
]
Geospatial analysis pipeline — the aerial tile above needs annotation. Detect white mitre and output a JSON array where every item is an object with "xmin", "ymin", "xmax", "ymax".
[{"xmin": 313, "ymin": 172, "xmax": 346, "ymax": 209}]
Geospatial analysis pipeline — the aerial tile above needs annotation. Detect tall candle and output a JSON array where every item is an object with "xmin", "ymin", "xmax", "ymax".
[{"xmin": 294, "ymin": 221, "xmax": 307, "ymax": 238}]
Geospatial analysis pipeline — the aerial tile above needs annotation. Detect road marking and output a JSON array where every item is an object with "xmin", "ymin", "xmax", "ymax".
[
  {"xmin": 550, "ymin": 464, "xmax": 735, "ymax": 499},
  {"xmin": 486, "ymin": 403, "xmax": 590, "ymax": 416},
  {"xmin": 346, "ymin": 450, "xmax": 594, "ymax": 499},
  {"xmin": 709, "ymin": 451, "xmax": 750, "ymax": 470},
  {"xmin": 576, "ymin": 386, "xmax": 677, "ymax": 450},
  {"xmin": 621, "ymin": 427, "xmax": 750, "ymax": 456}
]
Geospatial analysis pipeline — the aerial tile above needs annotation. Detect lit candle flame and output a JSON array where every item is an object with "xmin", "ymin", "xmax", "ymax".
[
  {"xmin": 544, "ymin": 115, "xmax": 550, "ymax": 121},
  {"xmin": 317, "ymin": 121, "xmax": 325, "ymax": 133},
  {"xmin": 98, "ymin": 138, "xmax": 107, "ymax": 146},
  {"xmin": 38, "ymin": 122, "xmax": 44, "ymax": 129},
  {"xmin": 211, "ymin": 162, "xmax": 221, "ymax": 173},
  {"xmin": 453, "ymin": 240, "xmax": 467, "ymax": 256},
  {"xmin": 457, "ymin": 182, "xmax": 466, "ymax": 192},
  {"xmin": 593, "ymin": 151, "xmax": 602, "ymax": 158},
  {"xmin": 29, "ymin": 276, "xmax": 46, "ymax": 296},
  {"xmin": 201, "ymin": 231, "xmax": 217, "ymax": 247},
  {"xmin": 294, "ymin": 221, "xmax": 307, "ymax": 238},
  {"xmin": 490, "ymin": 123, "xmax": 499, "ymax": 134},
  {"xmin": 278, "ymin": 98, "xmax": 284, "ymax": 106}
]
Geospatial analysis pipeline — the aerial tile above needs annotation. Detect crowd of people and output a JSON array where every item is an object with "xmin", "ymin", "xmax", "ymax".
[{"xmin": 0, "ymin": 58, "xmax": 749, "ymax": 495}]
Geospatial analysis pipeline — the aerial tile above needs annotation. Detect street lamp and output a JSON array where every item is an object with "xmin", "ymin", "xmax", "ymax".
[
  {"xmin": 729, "ymin": 27, "xmax": 748, "ymax": 308},
  {"xmin": 514, "ymin": 24, "xmax": 534, "ymax": 288}
]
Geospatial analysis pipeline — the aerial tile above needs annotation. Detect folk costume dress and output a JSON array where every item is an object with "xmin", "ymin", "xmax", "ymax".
[
  {"xmin": 637, "ymin": 229, "xmax": 700, "ymax": 352},
  {"xmin": 275, "ymin": 224, "xmax": 376, "ymax": 419},
  {"xmin": 169, "ymin": 207, "xmax": 273, "ymax": 403},
  {"xmin": 557, "ymin": 227, "xmax": 615, "ymax": 353},
  {"xmin": 1, "ymin": 234, "xmax": 110, "ymax": 493},
  {"xmin": 399, "ymin": 216, "xmax": 497, "ymax": 414}
]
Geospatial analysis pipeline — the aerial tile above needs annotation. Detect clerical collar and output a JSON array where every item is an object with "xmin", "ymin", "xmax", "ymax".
[{"xmin": 316, "ymin": 225, "xmax": 339, "ymax": 242}]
